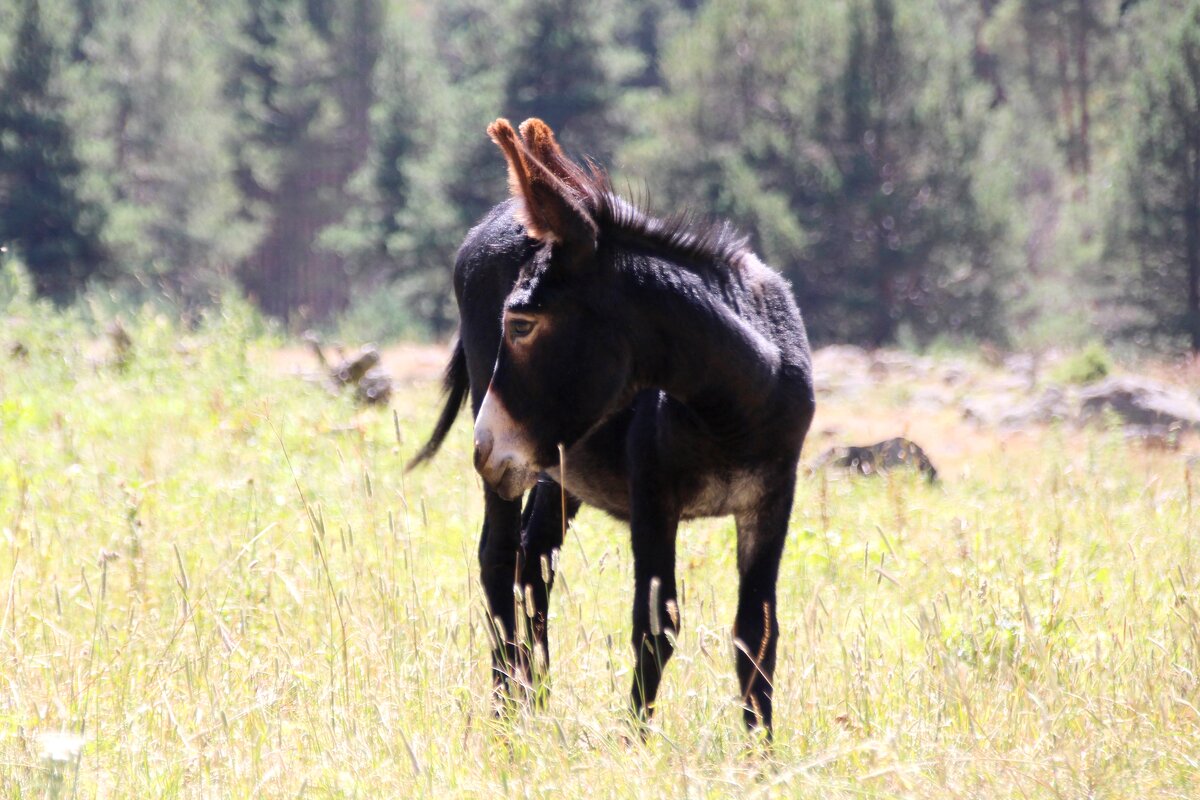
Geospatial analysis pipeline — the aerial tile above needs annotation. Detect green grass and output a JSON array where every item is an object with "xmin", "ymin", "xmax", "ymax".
[{"xmin": 2, "ymin": 304, "xmax": 1199, "ymax": 798}]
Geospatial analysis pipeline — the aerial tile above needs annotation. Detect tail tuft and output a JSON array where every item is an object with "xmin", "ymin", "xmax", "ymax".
[{"xmin": 406, "ymin": 339, "xmax": 469, "ymax": 471}]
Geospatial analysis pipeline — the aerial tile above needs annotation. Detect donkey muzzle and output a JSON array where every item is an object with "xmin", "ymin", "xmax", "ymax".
[{"xmin": 473, "ymin": 389, "xmax": 538, "ymax": 500}]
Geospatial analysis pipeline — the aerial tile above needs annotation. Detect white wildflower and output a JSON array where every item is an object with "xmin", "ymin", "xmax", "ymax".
[{"xmin": 37, "ymin": 731, "xmax": 84, "ymax": 765}]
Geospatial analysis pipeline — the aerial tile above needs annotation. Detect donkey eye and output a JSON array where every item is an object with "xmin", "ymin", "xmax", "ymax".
[{"xmin": 509, "ymin": 318, "xmax": 535, "ymax": 339}]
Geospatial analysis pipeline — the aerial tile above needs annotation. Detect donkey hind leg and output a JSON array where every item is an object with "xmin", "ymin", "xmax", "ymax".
[
  {"xmin": 516, "ymin": 477, "xmax": 581, "ymax": 707},
  {"xmin": 733, "ymin": 472, "xmax": 797, "ymax": 736},
  {"xmin": 478, "ymin": 486, "xmax": 524, "ymax": 709},
  {"xmin": 628, "ymin": 503, "xmax": 680, "ymax": 727}
]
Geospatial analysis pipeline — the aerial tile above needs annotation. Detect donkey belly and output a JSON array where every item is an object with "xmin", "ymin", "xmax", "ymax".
[
  {"xmin": 541, "ymin": 398, "xmax": 772, "ymax": 522},
  {"xmin": 545, "ymin": 461, "xmax": 766, "ymax": 521},
  {"xmin": 680, "ymin": 468, "xmax": 767, "ymax": 519}
]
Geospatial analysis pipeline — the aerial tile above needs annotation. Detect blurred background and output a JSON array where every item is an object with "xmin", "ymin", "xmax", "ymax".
[{"xmin": 0, "ymin": 0, "xmax": 1197, "ymax": 353}]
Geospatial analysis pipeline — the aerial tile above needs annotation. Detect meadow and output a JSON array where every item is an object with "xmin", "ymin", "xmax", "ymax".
[{"xmin": 2, "ymin": 300, "xmax": 1198, "ymax": 798}]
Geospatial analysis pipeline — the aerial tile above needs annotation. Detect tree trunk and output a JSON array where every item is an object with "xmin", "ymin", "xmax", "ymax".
[
  {"xmin": 1075, "ymin": 0, "xmax": 1092, "ymax": 179},
  {"xmin": 1054, "ymin": 12, "xmax": 1078, "ymax": 175},
  {"xmin": 1188, "ymin": 160, "xmax": 1200, "ymax": 353},
  {"xmin": 1185, "ymin": 43, "xmax": 1200, "ymax": 353},
  {"xmin": 973, "ymin": 0, "xmax": 1005, "ymax": 107},
  {"xmin": 238, "ymin": 0, "xmax": 381, "ymax": 323}
]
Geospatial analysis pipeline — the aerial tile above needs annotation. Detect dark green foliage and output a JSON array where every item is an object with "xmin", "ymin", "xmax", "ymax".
[
  {"xmin": 70, "ymin": 0, "xmax": 97, "ymax": 62},
  {"xmin": 502, "ymin": 0, "xmax": 627, "ymax": 159},
  {"xmin": 624, "ymin": 0, "xmax": 1008, "ymax": 346},
  {"xmin": 1108, "ymin": 0, "xmax": 1200, "ymax": 351},
  {"xmin": 226, "ymin": 0, "xmax": 381, "ymax": 321},
  {"xmin": 999, "ymin": 0, "xmax": 1111, "ymax": 177},
  {"xmin": 375, "ymin": 107, "xmax": 417, "ymax": 248},
  {"xmin": 66, "ymin": 0, "xmax": 253, "ymax": 306},
  {"xmin": 328, "ymin": 0, "xmax": 514, "ymax": 339},
  {"xmin": 428, "ymin": 0, "xmax": 518, "ymax": 237},
  {"xmin": 0, "ymin": 0, "xmax": 105, "ymax": 303},
  {"xmin": 815, "ymin": 0, "xmax": 1005, "ymax": 345},
  {"xmin": 1052, "ymin": 341, "xmax": 1113, "ymax": 384},
  {"xmin": 0, "ymin": 0, "xmax": 1194, "ymax": 349}
]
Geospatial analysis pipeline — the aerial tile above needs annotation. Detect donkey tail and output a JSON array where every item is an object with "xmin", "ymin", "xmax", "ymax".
[{"xmin": 406, "ymin": 338, "xmax": 470, "ymax": 471}]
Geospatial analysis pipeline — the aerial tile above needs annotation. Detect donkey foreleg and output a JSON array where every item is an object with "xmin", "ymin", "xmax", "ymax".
[
  {"xmin": 478, "ymin": 487, "xmax": 524, "ymax": 709},
  {"xmin": 516, "ymin": 478, "xmax": 580, "ymax": 707}
]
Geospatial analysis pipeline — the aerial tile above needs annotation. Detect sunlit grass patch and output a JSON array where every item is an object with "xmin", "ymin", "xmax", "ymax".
[{"xmin": 1, "ymin": 306, "xmax": 1198, "ymax": 797}]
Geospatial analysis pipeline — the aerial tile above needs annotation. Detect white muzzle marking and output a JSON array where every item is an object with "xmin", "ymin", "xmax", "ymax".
[{"xmin": 473, "ymin": 388, "xmax": 538, "ymax": 499}]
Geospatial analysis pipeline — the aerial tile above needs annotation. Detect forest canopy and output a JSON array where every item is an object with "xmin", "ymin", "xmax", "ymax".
[{"xmin": 0, "ymin": 0, "xmax": 1197, "ymax": 351}]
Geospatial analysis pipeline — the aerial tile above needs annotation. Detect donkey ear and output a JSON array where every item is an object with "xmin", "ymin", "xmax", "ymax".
[
  {"xmin": 488, "ymin": 118, "xmax": 597, "ymax": 252},
  {"xmin": 518, "ymin": 118, "xmax": 593, "ymax": 199}
]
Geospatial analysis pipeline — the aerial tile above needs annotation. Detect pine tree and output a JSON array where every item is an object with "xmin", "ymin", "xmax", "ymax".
[
  {"xmin": 226, "ymin": 0, "xmax": 381, "ymax": 321},
  {"xmin": 812, "ymin": 0, "xmax": 1005, "ymax": 345},
  {"xmin": 623, "ymin": 0, "xmax": 1008, "ymax": 345},
  {"xmin": 1110, "ymin": 0, "xmax": 1200, "ymax": 351},
  {"xmin": 62, "ymin": 0, "xmax": 255, "ymax": 304},
  {"xmin": 321, "ymin": 2, "xmax": 465, "ymax": 338},
  {"xmin": 430, "ymin": 0, "xmax": 520, "ymax": 229},
  {"xmin": 0, "ymin": 0, "xmax": 105, "ymax": 302},
  {"xmin": 502, "ymin": 0, "xmax": 630, "ymax": 160}
]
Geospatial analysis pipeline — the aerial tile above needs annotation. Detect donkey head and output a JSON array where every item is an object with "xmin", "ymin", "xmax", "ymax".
[{"xmin": 473, "ymin": 119, "xmax": 633, "ymax": 500}]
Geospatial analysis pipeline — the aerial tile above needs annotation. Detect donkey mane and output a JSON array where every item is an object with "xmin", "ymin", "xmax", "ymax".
[{"xmin": 569, "ymin": 165, "xmax": 752, "ymax": 280}]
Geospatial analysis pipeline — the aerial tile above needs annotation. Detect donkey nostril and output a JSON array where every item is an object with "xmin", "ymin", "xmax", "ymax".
[{"xmin": 474, "ymin": 429, "xmax": 494, "ymax": 473}]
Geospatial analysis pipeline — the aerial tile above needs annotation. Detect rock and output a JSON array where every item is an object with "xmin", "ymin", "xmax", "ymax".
[
  {"xmin": 962, "ymin": 382, "xmax": 1076, "ymax": 430},
  {"xmin": 303, "ymin": 330, "xmax": 329, "ymax": 369},
  {"xmin": 811, "ymin": 344, "xmax": 872, "ymax": 374},
  {"xmin": 960, "ymin": 392, "xmax": 1021, "ymax": 427},
  {"xmin": 1078, "ymin": 376, "xmax": 1200, "ymax": 430},
  {"xmin": 811, "ymin": 344, "xmax": 874, "ymax": 399},
  {"xmin": 815, "ymin": 372, "xmax": 875, "ymax": 400},
  {"xmin": 998, "ymin": 386, "xmax": 1071, "ymax": 429},
  {"xmin": 1124, "ymin": 424, "xmax": 1181, "ymax": 450},
  {"xmin": 982, "ymin": 372, "xmax": 1038, "ymax": 394},
  {"xmin": 356, "ymin": 367, "xmax": 393, "ymax": 405},
  {"xmin": 939, "ymin": 361, "xmax": 973, "ymax": 387},
  {"xmin": 333, "ymin": 346, "xmax": 381, "ymax": 386},
  {"xmin": 813, "ymin": 437, "xmax": 939, "ymax": 482},
  {"xmin": 304, "ymin": 334, "xmax": 394, "ymax": 406},
  {"xmin": 1003, "ymin": 352, "xmax": 1037, "ymax": 387},
  {"xmin": 908, "ymin": 385, "xmax": 954, "ymax": 412},
  {"xmin": 960, "ymin": 399, "xmax": 995, "ymax": 427},
  {"xmin": 869, "ymin": 350, "xmax": 933, "ymax": 379}
]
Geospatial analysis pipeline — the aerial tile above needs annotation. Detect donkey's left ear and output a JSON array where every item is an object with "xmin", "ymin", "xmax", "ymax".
[{"xmin": 488, "ymin": 119, "xmax": 597, "ymax": 256}]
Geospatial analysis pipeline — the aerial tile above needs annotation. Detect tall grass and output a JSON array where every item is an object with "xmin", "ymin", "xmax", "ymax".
[{"xmin": 1, "ymin": 302, "xmax": 1197, "ymax": 797}]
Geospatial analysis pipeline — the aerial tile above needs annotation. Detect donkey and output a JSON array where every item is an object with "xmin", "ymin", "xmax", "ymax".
[{"xmin": 409, "ymin": 118, "xmax": 815, "ymax": 734}]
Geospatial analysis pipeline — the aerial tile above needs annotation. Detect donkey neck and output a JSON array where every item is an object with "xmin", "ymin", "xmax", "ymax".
[{"xmin": 623, "ymin": 264, "xmax": 782, "ymax": 435}]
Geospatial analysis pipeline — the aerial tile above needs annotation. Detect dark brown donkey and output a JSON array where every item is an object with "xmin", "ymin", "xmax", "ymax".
[{"xmin": 410, "ymin": 118, "xmax": 815, "ymax": 734}]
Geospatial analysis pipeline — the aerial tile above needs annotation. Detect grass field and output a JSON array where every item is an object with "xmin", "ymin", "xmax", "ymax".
[{"xmin": 2, "ymin": 302, "xmax": 1199, "ymax": 798}]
